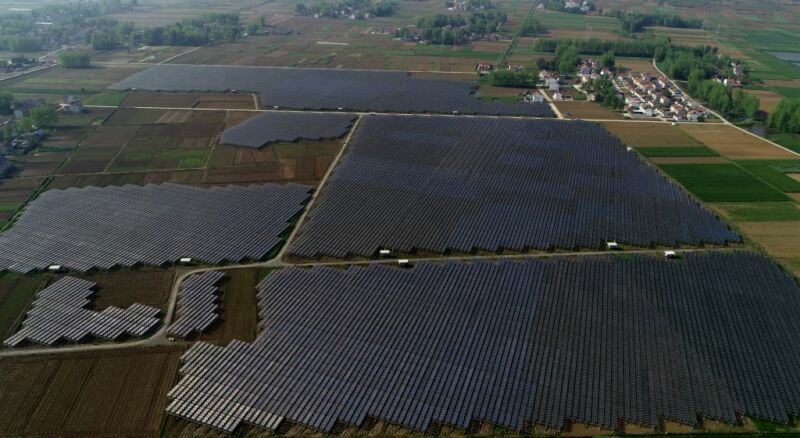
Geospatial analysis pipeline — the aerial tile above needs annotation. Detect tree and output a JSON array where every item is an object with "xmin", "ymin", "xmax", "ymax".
[
  {"xmin": 0, "ymin": 91, "xmax": 13, "ymax": 115},
  {"xmin": 518, "ymin": 17, "xmax": 542, "ymax": 36},
  {"xmin": 91, "ymin": 30, "xmax": 118, "ymax": 50},
  {"xmin": 600, "ymin": 50, "xmax": 615, "ymax": 70},
  {"xmin": 555, "ymin": 42, "xmax": 578, "ymax": 75},
  {"xmin": 27, "ymin": 106, "xmax": 58, "ymax": 129},
  {"xmin": 59, "ymin": 50, "xmax": 91, "ymax": 68},
  {"xmin": 247, "ymin": 22, "xmax": 259, "ymax": 34}
]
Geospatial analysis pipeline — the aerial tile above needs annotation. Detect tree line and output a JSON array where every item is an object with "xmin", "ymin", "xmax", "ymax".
[
  {"xmin": 295, "ymin": 0, "xmax": 397, "ymax": 18},
  {"xmin": 399, "ymin": 11, "xmax": 507, "ymax": 45},
  {"xmin": 606, "ymin": 10, "xmax": 703, "ymax": 33},
  {"xmin": 686, "ymin": 76, "xmax": 759, "ymax": 119},
  {"xmin": 59, "ymin": 50, "xmax": 91, "ymax": 68},
  {"xmin": 768, "ymin": 99, "xmax": 800, "ymax": 134},
  {"xmin": 534, "ymin": 35, "xmax": 671, "ymax": 58}
]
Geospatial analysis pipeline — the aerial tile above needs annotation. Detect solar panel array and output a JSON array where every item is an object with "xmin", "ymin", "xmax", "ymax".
[
  {"xmin": 110, "ymin": 65, "xmax": 555, "ymax": 117},
  {"xmin": 168, "ymin": 271, "xmax": 226, "ymax": 338},
  {"xmin": 3, "ymin": 276, "xmax": 160, "ymax": 347},
  {"xmin": 166, "ymin": 252, "xmax": 800, "ymax": 433},
  {"xmin": 0, "ymin": 182, "xmax": 311, "ymax": 273},
  {"xmin": 221, "ymin": 112, "xmax": 356, "ymax": 148},
  {"xmin": 289, "ymin": 116, "xmax": 739, "ymax": 258},
  {"xmin": 0, "ymin": 155, "xmax": 12, "ymax": 178}
]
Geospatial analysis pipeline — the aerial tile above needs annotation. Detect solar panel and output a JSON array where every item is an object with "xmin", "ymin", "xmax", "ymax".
[
  {"xmin": 3, "ymin": 276, "xmax": 160, "ymax": 347},
  {"xmin": 168, "ymin": 271, "xmax": 226, "ymax": 338},
  {"xmin": 221, "ymin": 112, "xmax": 356, "ymax": 148},
  {"xmin": 0, "ymin": 182, "xmax": 311, "ymax": 273},
  {"xmin": 166, "ymin": 252, "xmax": 800, "ymax": 432},
  {"xmin": 289, "ymin": 115, "xmax": 739, "ymax": 258},
  {"xmin": 109, "ymin": 65, "xmax": 555, "ymax": 117}
]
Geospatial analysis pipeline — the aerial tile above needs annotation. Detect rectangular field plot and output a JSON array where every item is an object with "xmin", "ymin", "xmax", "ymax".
[
  {"xmin": 289, "ymin": 116, "xmax": 738, "ymax": 258},
  {"xmin": 110, "ymin": 64, "xmax": 555, "ymax": 116},
  {"xmin": 220, "ymin": 111, "xmax": 356, "ymax": 148},
  {"xmin": 659, "ymin": 163, "xmax": 790, "ymax": 202},
  {"xmin": 0, "ymin": 182, "xmax": 310, "ymax": 273},
  {"xmin": 601, "ymin": 121, "xmax": 702, "ymax": 147},
  {"xmin": 0, "ymin": 346, "xmax": 183, "ymax": 436},
  {"xmin": 168, "ymin": 252, "xmax": 800, "ymax": 433},
  {"xmin": 679, "ymin": 124, "xmax": 799, "ymax": 159}
]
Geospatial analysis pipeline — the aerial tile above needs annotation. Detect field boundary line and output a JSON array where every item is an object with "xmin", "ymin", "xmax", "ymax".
[{"xmin": 159, "ymin": 47, "xmax": 200, "ymax": 65}]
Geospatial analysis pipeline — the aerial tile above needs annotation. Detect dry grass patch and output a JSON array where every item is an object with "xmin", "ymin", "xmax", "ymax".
[
  {"xmin": 555, "ymin": 101, "xmax": 623, "ymax": 119},
  {"xmin": 738, "ymin": 221, "xmax": 800, "ymax": 258},
  {"xmin": 616, "ymin": 57, "xmax": 657, "ymax": 74},
  {"xmin": 601, "ymin": 121, "xmax": 701, "ymax": 147},
  {"xmin": 680, "ymin": 124, "xmax": 799, "ymax": 159},
  {"xmin": 746, "ymin": 89, "xmax": 785, "ymax": 112}
]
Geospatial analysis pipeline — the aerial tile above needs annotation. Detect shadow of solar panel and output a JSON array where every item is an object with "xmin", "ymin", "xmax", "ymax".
[
  {"xmin": 221, "ymin": 112, "xmax": 356, "ymax": 148},
  {"xmin": 168, "ymin": 270, "xmax": 226, "ymax": 338},
  {"xmin": 3, "ymin": 276, "xmax": 161, "ymax": 347},
  {"xmin": 109, "ymin": 65, "xmax": 555, "ymax": 117},
  {"xmin": 0, "ymin": 155, "xmax": 12, "ymax": 179},
  {"xmin": 167, "ymin": 252, "xmax": 800, "ymax": 432},
  {"xmin": 289, "ymin": 116, "xmax": 739, "ymax": 258},
  {"xmin": 0, "ymin": 182, "xmax": 311, "ymax": 273}
]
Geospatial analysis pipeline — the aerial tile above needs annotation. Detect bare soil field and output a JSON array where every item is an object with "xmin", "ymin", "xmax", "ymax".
[
  {"xmin": 0, "ymin": 275, "xmax": 50, "ymax": 339},
  {"xmin": 764, "ymin": 79, "xmax": 800, "ymax": 88},
  {"xmin": 196, "ymin": 268, "xmax": 268, "ymax": 344},
  {"xmin": 0, "ymin": 346, "xmax": 184, "ymax": 436},
  {"xmin": 616, "ymin": 57, "xmax": 657, "ymax": 74},
  {"xmin": 544, "ymin": 28, "xmax": 624, "ymax": 40},
  {"xmin": 601, "ymin": 121, "xmax": 702, "ymax": 147},
  {"xmin": 737, "ymin": 221, "xmax": 800, "ymax": 274},
  {"xmin": 82, "ymin": 269, "xmax": 176, "ymax": 311},
  {"xmin": 746, "ymin": 89, "xmax": 785, "ymax": 112},
  {"xmin": 59, "ymin": 125, "xmax": 140, "ymax": 174},
  {"xmin": 122, "ymin": 92, "xmax": 256, "ymax": 109},
  {"xmin": 479, "ymin": 85, "xmax": 528, "ymax": 97},
  {"xmin": 680, "ymin": 124, "xmax": 799, "ymax": 159},
  {"xmin": 555, "ymin": 101, "xmax": 623, "ymax": 119},
  {"xmin": 104, "ymin": 108, "xmax": 169, "ymax": 125},
  {"xmin": 649, "ymin": 156, "xmax": 729, "ymax": 164},
  {"xmin": 8, "ymin": 151, "xmax": 71, "ymax": 178}
]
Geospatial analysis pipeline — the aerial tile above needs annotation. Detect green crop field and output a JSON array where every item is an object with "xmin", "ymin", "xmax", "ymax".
[
  {"xmin": 736, "ymin": 160, "xmax": 800, "ymax": 192},
  {"xmin": 769, "ymin": 133, "xmax": 800, "ymax": 153},
  {"xmin": 636, "ymin": 146, "xmax": 718, "ymax": 157},
  {"xmin": 715, "ymin": 202, "xmax": 800, "ymax": 222},
  {"xmin": 658, "ymin": 163, "xmax": 790, "ymax": 202}
]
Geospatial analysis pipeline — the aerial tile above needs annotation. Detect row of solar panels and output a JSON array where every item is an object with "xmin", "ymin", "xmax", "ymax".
[
  {"xmin": 0, "ymin": 182, "xmax": 311, "ymax": 273},
  {"xmin": 165, "ymin": 252, "xmax": 800, "ymax": 433},
  {"xmin": 168, "ymin": 271, "xmax": 226, "ymax": 338},
  {"xmin": 4, "ymin": 276, "xmax": 161, "ymax": 347},
  {"xmin": 289, "ymin": 116, "xmax": 739, "ymax": 258},
  {"xmin": 110, "ymin": 64, "xmax": 555, "ymax": 117},
  {"xmin": 220, "ymin": 112, "xmax": 356, "ymax": 148}
]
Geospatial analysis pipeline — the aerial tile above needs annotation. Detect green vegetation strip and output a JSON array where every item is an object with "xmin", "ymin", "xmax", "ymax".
[
  {"xmin": 715, "ymin": 202, "xmax": 800, "ymax": 222},
  {"xmin": 769, "ymin": 133, "xmax": 800, "ymax": 154},
  {"xmin": 736, "ymin": 160, "xmax": 800, "ymax": 192},
  {"xmin": 637, "ymin": 146, "xmax": 718, "ymax": 157},
  {"xmin": 83, "ymin": 91, "xmax": 128, "ymax": 106},
  {"xmin": 659, "ymin": 163, "xmax": 790, "ymax": 202}
]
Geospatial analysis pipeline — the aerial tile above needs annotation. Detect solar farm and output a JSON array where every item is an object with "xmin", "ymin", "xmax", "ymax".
[
  {"xmin": 290, "ymin": 116, "xmax": 739, "ymax": 258},
  {"xmin": 2, "ymin": 5, "xmax": 800, "ymax": 436},
  {"xmin": 220, "ymin": 112, "xmax": 356, "ymax": 148},
  {"xmin": 0, "ymin": 182, "xmax": 311, "ymax": 273},
  {"xmin": 110, "ymin": 65, "xmax": 555, "ymax": 116}
]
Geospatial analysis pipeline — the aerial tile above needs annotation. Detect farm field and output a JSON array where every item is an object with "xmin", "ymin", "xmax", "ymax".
[
  {"xmin": 554, "ymin": 101, "xmax": 623, "ymax": 119},
  {"xmin": 1, "ymin": 65, "xmax": 147, "ymax": 102},
  {"xmin": 658, "ymin": 163, "xmax": 790, "ymax": 202},
  {"xmin": 195, "ymin": 268, "xmax": 269, "ymax": 345},
  {"xmin": 0, "ymin": 346, "xmax": 184, "ymax": 436},
  {"xmin": 0, "ymin": 274, "xmax": 51, "ymax": 340},
  {"xmin": 746, "ymin": 88, "xmax": 785, "ymax": 113},
  {"xmin": 82, "ymin": 269, "xmax": 176, "ymax": 311},
  {"xmin": 601, "ymin": 121, "xmax": 702, "ymax": 147},
  {"xmin": 679, "ymin": 124, "xmax": 799, "ymax": 159}
]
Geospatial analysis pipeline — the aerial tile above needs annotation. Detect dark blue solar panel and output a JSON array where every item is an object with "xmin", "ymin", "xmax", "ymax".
[
  {"xmin": 221, "ymin": 112, "xmax": 356, "ymax": 148},
  {"xmin": 289, "ymin": 115, "xmax": 739, "ymax": 258},
  {"xmin": 110, "ymin": 65, "xmax": 555, "ymax": 117},
  {"xmin": 168, "ymin": 252, "xmax": 800, "ymax": 432}
]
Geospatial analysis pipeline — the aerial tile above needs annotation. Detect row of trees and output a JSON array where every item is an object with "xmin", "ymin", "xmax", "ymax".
[
  {"xmin": 295, "ymin": 0, "xmax": 397, "ymax": 18},
  {"xmin": 654, "ymin": 45, "xmax": 730, "ymax": 80},
  {"xmin": 685, "ymin": 76, "xmax": 759, "ymax": 119},
  {"xmin": 142, "ymin": 14, "xmax": 241, "ymax": 46},
  {"xmin": 518, "ymin": 17, "xmax": 543, "ymax": 36},
  {"xmin": 768, "ymin": 99, "xmax": 800, "ymax": 134},
  {"xmin": 587, "ymin": 77, "xmax": 624, "ymax": 109},
  {"xmin": 606, "ymin": 10, "xmax": 703, "ymax": 33},
  {"xmin": 59, "ymin": 50, "xmax": 91, "ymax": 68},
  {"xmin": 406, "ymin": 11, "xmax": 507, "ymax": 45},
  {"xmin": 534, "ymin": 35, "xmax": 671, "ymax": 58},
  {"xmin": 489, "ymin": 70, "xmax": 537, "ymax": 87}
]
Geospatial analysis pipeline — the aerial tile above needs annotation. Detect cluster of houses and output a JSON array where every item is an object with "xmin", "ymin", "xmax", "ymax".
[
  {"xmin": 1, "ymin": 96, "xmax": 83, "ymax": 155},
  {"xmin": 3, "ymin": 57, "xmax": 39, "ymax": 75},
  {"xmin": 537, "ymin": 70, "xmax": 570, "ymax": 101},
  {"xmin": 616, "ymin": 72, "xmax": 711, "ymax": 121}
]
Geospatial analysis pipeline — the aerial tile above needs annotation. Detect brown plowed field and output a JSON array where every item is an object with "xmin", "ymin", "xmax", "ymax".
[
  {"xmin": 0, "ymin": 346, "xmax": 184, "ymax": 436},
  {"xmin": 601, "ymin": 121, "xmax": 702, "ymax": 147},
  {"xmin": 680, "ymin": 124, "xmax": 799, "ymax": 159}
]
